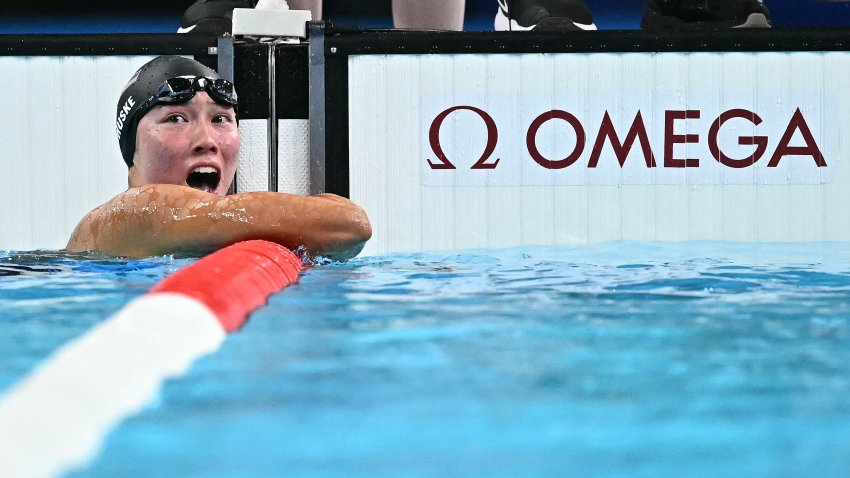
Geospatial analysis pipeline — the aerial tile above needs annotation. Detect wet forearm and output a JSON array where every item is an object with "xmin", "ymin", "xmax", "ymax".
[
  {"xmin": 229, "ymin": 192, "xmax": 372, "ymax": 259},
  {"xmin": 66, "ymin": 186, "xmax": 371, "ymax": 259}
]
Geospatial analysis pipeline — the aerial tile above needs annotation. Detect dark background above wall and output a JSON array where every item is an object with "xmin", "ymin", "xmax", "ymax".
[{"xmin": 0, "ymin": 0, "xmax": 847, "ymax": 33}]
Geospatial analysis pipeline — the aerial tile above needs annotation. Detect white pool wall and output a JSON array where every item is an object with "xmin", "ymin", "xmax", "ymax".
[
  {"xmin": 0, "ymin": 56, "xmax": 153, "ymax": 251},
  {"xmin": 348, "ymin": 51, "xmax": 850, "ymax": 256}
]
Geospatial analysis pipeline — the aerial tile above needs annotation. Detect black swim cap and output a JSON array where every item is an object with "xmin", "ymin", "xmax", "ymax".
[{"xmin": 115, "ymin": 55, "xmax": 224, "ymax": 168}]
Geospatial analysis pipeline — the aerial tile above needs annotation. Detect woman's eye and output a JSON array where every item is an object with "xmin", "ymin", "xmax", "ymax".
[
  {"xmin": 165, "ymin": 114, "xmax": 187, "ymax": 123},
  {"xmin": 213, "ymin": 114, "xmax": 234, "ymax": 124}
]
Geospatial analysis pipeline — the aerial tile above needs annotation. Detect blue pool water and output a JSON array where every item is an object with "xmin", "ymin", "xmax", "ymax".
[
  {"xmin": 2, "ymin": 243, "xmax": 850, "ymax": 477},
  {"xmin": 0, "ymin": 252, "xmax": 192, "ymax": 394}
]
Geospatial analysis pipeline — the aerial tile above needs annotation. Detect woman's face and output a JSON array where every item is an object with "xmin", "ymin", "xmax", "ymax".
[{"xmin": 129, "ymin": 92, "xmax": 239, "ymax": 196}]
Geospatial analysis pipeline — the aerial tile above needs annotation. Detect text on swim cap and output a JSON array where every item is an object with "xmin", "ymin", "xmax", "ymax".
[{"xmin": 116, "ymin": 96, "xmax": 136, "ymax": 139}]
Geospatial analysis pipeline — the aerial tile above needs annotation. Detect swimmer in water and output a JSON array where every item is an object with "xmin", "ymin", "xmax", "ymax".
[{"xmin": 66, "ymin": 55, "xmax": 371, "ymax": 259}]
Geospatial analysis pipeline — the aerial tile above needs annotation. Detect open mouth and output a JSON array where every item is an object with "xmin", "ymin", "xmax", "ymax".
[{"xmin": 186, "ymin": 166, "xmax": 221, "ymax": 193}]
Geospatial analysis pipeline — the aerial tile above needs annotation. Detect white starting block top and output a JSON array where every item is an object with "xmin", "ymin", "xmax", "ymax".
[{"xmin": 232, "ymin": 5, "xmax": 312, "ymax": 38}]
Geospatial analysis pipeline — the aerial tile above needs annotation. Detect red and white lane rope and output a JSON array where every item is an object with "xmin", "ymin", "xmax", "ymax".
[{"xmin": 0, "ymin": 240, "xmax": 302, "ymax": 478}]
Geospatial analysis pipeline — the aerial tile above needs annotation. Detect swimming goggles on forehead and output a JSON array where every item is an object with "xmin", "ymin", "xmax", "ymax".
[{"xmin": 145, "ymin": 76, "xmax": 238, "ymax": 110}]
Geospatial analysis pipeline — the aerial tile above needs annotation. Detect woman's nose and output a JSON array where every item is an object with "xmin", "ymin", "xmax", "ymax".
[{"xmin": 192, "ymin": 121, "xmax": 219, "ymax": 153}]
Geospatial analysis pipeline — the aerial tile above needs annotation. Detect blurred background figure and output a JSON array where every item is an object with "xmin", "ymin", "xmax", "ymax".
[
  {"xmin": 640, "ymin": 0, "xmax": 771, "ymax": 30},
  {"xmin": 179, "ymin": 0, "xmax": 465, "ymax": 33},
  {"xmin": 495, "ymin": 0, "xmax": 770, "ymax": 31},
  {"xmin": 178, "ymin": 0, "xmax": 771, "ymax": 35}
]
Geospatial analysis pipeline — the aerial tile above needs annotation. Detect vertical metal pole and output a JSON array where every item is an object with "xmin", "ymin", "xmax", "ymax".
[
  {"xmin": 216, "ymin": 36, "xmax": 235, "ymax": 82},
  {"xmin": 267, "ymin": 42, "xmax": 279, "ymax": 192},
  {"xmin": 308, "ymin": 21, "xmax": 326, "ymax": 195},
  {"xmin": 216, "ymin": 36, "xmax": 238, "ymax": 194}
]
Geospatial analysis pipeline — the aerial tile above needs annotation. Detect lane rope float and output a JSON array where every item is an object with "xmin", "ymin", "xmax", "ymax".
[{"xmin": 0, "ymin": 240, "xmax": 302, "ymax": 478}]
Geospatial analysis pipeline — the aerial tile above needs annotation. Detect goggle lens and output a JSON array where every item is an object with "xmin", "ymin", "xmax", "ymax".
[{"xmin": 150, "ymin": 76, "xmax": 238, "ymax": 108}]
